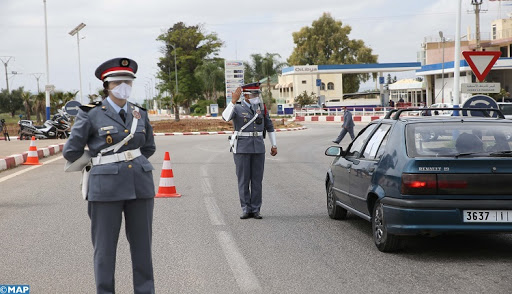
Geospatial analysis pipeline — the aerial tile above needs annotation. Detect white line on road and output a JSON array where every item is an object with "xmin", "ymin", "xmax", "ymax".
[
  {"xmin": 216, "ymin": 231, "xmax": 261, "ymax": 293},
  {"xmin": 201, "ymin": 178, "xmax": 213, "ymax": 194},
  {"xmin": 0, "ymin": 156, "xmax": 64, "ymax": 184},
  {"xmin": 204, "ymin": 197, "xmax": 225, "ymax": 226}
]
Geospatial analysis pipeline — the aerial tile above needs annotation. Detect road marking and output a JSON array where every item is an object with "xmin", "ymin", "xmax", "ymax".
[
  {"xmin": 204, "ymin": 197, "xmax": 225, "ymax": 226},
  {"xmin": 216, "ymin": 231, "xmax": 261, "ymax": 293},
  {"xmin": 200, "ymin": 165, "xmax": 208, "ymax": 177},
  {"xmin": 0, "ymin": 156, "xmax": 63, "ymax": 184},
  {"xmin": 201, "ymin": 178, "xmax": 213, "ymax": 194}
]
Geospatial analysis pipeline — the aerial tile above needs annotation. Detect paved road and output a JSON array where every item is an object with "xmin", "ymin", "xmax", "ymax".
[{"xmin": 1, "ymin": 123, "xmax": 511, "ymax": 293}]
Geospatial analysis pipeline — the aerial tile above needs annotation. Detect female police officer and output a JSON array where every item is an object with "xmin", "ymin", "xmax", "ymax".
[{"xmin": 63, "ymin": 57, "xmax": 156, "ymax": 294}]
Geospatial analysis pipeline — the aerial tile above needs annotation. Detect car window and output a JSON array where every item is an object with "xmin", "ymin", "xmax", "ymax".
[
  {"xmin": 406, "ymin": 122, "xmax": 512, "ymax": 157},
  {"xmin": 375, "ymin": 131, "xmax": 390, "ymax": 160},
  {"xmin": 346, "ymin": 124, "xmax": 378, "ymax": 158},
  {"xmin": 362, "ymin": 124, "xmax": 391, "ymax": 160},
  {"xmin": 499, "ymin": 104, "xmax": 512, "ymax": 115}
]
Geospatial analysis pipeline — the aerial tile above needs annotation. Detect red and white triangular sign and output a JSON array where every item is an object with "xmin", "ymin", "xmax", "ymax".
[{"xmin": 462, "ymin": 51, "xmax": 501, "ymax": 82}]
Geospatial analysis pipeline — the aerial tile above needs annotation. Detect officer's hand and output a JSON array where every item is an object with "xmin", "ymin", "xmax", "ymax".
[
  {"xmin": 270, "ymin": 146, "xmax": 277, "ymax": 156},
  {"xmin": 232, "ymin": 87, "xmax": 242, "ymax": 104}
]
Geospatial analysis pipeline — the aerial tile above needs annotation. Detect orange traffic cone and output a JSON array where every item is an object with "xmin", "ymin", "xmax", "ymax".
[
  {"xmin": 23, "ymin": 136, "xmax": 42, "ymax": 165},
  {"xmin": 155, "ymin": 152, "xmax": 181, "ymax": 198}
]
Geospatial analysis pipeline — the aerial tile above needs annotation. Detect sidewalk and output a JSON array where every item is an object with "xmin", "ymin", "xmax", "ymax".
[{"xmin": 0, "ymin": 138, "xmax": 66, "ymax": 172}]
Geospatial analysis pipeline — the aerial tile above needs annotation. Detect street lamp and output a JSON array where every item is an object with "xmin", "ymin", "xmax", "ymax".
[
  {"xmin": 439, "ymin": 31, "xmax": 446, "ymax": 104},
  {"xmin": 169, "ymin": 44, "xmax": 178, "ymax": 94},
  {"xmin": 69, "ymin": 22, "xmax": 86, "ymax": 104},
  {"xmin": 43, "ymin": 0, "xmax": 51, "ymax": 120}
]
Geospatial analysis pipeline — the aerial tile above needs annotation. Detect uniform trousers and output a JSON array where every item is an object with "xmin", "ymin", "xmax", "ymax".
[
  {"xmin": 88, "ymin": 198, "xmax": 155, "ymax": 294},
  {"xmin": 334, "ymin": 127, "xmax": 355, "ymax": 143},
  {"xmin": 233, "ymin": 153, "xmax": 265, "ymax": 214}
]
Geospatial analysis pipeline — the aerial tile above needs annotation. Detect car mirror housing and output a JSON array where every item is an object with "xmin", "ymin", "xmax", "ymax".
[{"xmin": 325, "ymin": 146, "xmax": 343, "ymax": 157}]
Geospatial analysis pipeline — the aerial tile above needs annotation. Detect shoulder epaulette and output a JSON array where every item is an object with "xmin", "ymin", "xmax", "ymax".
[
  {"xmin": 79, "ymin": 101, "xmax": 102, "ymax": 112},
  {"xmin": 130, "ymin": 102, "xmax": 147, "ymax": 111}
]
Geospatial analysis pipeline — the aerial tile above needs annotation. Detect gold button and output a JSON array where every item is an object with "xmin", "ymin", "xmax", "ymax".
[
  {"xmin": 107, "ymin": 131, "xmax": 110, "ymax": 134},
  {"xmin": 124, "ymin": 129, "xmax": 129, "ymax": 133},
  {"xmin": 128, "ymin": 165, "xmax": 132, "ymax": 168},
  {"xmin": 125, "ymin": 142, "xmax": 128, "ymax": 145}
]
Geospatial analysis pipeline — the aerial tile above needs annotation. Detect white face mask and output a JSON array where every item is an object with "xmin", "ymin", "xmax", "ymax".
[
  {"xmin": 249, "ymin": 97, "xmax": 261, "ymax": 105},
  {"xmin": 110, "ymin": 83, "xmax": 132, "ymax": 100}
]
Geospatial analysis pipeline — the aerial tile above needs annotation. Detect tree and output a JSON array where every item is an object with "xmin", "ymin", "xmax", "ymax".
[
  {"xmin": 386, "ymin": 74, "xmax": 393, "ymax": 85},
  {"xmin": 0, "ymin": 87, "xmax": 24, "ymax": 118},
  {"xmin": 51, "ymin": 91, "xmax": 78, "ymax": 114},
  {"xmin": 22, "ymin": 91, "xmax": 33, "ymax": 120},
  {"xmin": 288, "ymin": 13, "xmax": 378, "ymax": 93},
  {"xmin": 32, "ymin": 92, "xmax": 45, "ymax": 123},
  {"xmin": 245, "ymin": 53, "xmax": 287, "ymax": 108},
  {"xmin": 295, "ymin": 91, "xmax": 317, "ymax": 107},
  {"xmin": 194, "ymin": 58, "xmax": 225, "ymax": 101},
  {"xmin": 156, "ymin": 22, "xmax": 223, "ymax": 121}
]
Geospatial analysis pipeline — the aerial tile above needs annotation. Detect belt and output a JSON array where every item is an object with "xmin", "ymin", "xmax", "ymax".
[
  {"xmin": 92, "ymin": 148, "xmax": 141, "ymax": 166},
  {"xmin": 238, "ymin": 132, "xmax": 263, "ymax": 137}
]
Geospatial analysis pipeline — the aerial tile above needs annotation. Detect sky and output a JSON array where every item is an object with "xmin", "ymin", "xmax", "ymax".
[{"xmin": 0, "ymin": 0, "xmax": 510, "ymax": 105}]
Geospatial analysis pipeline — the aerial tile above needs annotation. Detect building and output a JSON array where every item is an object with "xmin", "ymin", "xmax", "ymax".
[
  {"xmin": 276, "ymin": 63, "xmax": 421, "ymax": 107},
  {"xmin": 416, "ymin": 16, "xmax": 512, "ymax": 105},
  {"xmin": 388, "ymin": 79, "xmax": 426, "ymax": 106}
]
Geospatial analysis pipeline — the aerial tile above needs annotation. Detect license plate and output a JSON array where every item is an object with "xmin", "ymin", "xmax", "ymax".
[{"xmin": 463, "ymin": 210, "xmax": 512, "ymax": 223}]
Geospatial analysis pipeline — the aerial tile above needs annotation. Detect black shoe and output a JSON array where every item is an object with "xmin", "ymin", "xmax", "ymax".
[
  {"xmin": 332, "ymin": 140, "xmax": 339, "ymax": 144},
  {"xmin": 240, "ymin": 213, "xmax": 251, "ymax": 219},
  {"xmin": 253, "ymin": 213, "xmax": 262, "ymax": 219}
]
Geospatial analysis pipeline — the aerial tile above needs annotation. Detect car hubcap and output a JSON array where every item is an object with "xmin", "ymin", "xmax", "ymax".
[{"xmin": 374, "ymin": 205, "xmax": 384, "ymax": 243}]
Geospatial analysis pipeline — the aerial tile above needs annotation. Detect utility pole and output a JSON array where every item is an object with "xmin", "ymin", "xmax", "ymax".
[
  {"xmin": 0, "ymin": 56, "xmax": 14, "ymax": 93},
  {"xmin": 31, "ymin": 73, "xmax": 44, "ymax": 93},
  {"xmin": 471, "ymin": 0, "xmax": 486, "ymax": 51}
]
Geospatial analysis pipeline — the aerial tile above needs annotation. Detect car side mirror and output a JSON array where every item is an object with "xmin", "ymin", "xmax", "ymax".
[{"xmin": 325, "ymin": 146, "xmax": 343, "ymax": 157}]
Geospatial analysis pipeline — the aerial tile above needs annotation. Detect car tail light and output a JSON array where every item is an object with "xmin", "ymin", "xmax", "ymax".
[
  {"xmin": 401, "ymin": 174, "xmax": 437, "ymax": 195},
  {"xmin": 438, "ymin": 180, "xmax": 468, "ymax": 189}
]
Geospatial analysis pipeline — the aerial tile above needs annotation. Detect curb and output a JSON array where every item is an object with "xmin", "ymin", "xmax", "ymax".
[
  {"xmin": 0, "ymin": 143, "xmax": 64, "ymax": 172},
  {"xmin": 294, "ymin": 115, "xmax": 384, "ymax": 122},
  {"xmin": 153, "ymin": 127, "xmax": 307, "ymax": 136},
  {"xmin": 0, "ymin": 127, "xmax": 307, "ymax": 171}
]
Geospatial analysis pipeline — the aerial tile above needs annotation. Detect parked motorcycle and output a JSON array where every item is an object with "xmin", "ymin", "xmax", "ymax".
[{"xmin": 18, "ymin": 110, "xmax": 71, "ymax": 140}]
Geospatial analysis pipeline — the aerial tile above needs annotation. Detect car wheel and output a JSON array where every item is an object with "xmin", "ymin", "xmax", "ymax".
[
  {"xmin": 372, "ymin": 200, "xmax": 401, "ymax": 252},
  {"xmin": 327, "ymin": 181, "xmax": 347, "ymax": 220}
]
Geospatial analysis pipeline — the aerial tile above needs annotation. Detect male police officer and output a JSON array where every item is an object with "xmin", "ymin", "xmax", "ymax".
[
  {"xmin": 222, "ymin": 83, "xmax": 277, "ymax": 219},
  {"xmin": 63, "ymin": 57, "xmax": 156, "ymax": 294}
]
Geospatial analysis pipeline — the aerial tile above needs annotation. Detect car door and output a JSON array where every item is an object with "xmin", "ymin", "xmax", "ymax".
[
  {"xmin": 349, "ymin": 124, "xmax": 391, "ymax": 215},
  {"xmin": 334, "ymin": 124, "xmax": 378, "ymax": 211}
]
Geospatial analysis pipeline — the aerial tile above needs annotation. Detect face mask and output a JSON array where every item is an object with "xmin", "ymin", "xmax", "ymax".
[
  {"xmin": 110, "ymin": 83, "xmax": 132, "ymax": 100},
  {"xmin": 249, "ymin": 97, "xmax": 261, "ymax": 105}
]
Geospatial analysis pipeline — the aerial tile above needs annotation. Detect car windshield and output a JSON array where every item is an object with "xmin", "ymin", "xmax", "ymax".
[
  {"xmin": 499, "ymin": 104, "xmax": 512, "ymax": 115},
  {"xmin": 406, "ymin": 122, "xmax": 512, "ymax": 158}
]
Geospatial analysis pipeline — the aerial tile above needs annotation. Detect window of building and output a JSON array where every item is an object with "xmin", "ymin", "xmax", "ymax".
[
  {"xmin": 321, "ymin": 83, "xmax": 326, "ymax": 90},
  {"xmin": 328, "ymin": 82, "xmax": 334, "ymax": 90},
  {"xmin": 302, "ymin": 80, "xmax": 307, "ymax": 84},
  {"xmin": 492, "ymin": 25, "xmax": 497, "ymax": 40}
]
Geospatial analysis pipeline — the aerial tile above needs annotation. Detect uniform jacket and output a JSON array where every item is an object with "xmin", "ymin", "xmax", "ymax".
[
  {"xmin": 224, "ymin": 102, "xmax": 275, "ymax": 154},
  {"xmin": 63, "ymin": 99, "xmax": 156, "ymax": 201},
  {"xmin": 342, "ymin": 110, "xmax": 355, "ymax": 129}
]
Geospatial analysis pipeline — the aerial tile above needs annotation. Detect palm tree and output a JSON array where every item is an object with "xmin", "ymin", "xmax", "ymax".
[
  {"xmin": 260, "ymin": 53, "xmax": 287, "ymax": 108},
  {"xmin": 32, "ymin": 92, "xmax": 45, "ymax": 123},
  {"xmin": 21, "ymin": 91, "xmax": 33, "ymax": 120},
  {"xmin": 194, "ymin": 59, "xmax": 224, "ymax": 101}
]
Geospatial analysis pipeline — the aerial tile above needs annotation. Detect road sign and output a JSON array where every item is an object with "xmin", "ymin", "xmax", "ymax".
[
  {"xmin": 461, "ymin": 83, "xmax": 500, "ymax": 93},
  {"xmin": 461, "ymin": 94, "xmax": 499, "ymax": 117},
  {"xmin": 64, "ymin": 100, "xmax": 82, "ymax": 116},
  {"xmin": 210, "ymin": 104, "xmax": 218, "ymax": 117},
  {"xmin": 316, "ymin": 79, "xmax": 321, "ymax": 87},
  {"xmin": 45, "ymin": 84, "xmax": 55, "ymax": 92},
  {"xmin": 225, "ymin": 60, "xmax": 244, "ymax": 105},
  {"xmin": 462, "ymin": 51, "xmax": 501, "ymax": 82},
  {"xmin": 379, "ymin": 77, "xmax": 385, "ymax": 84}
]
